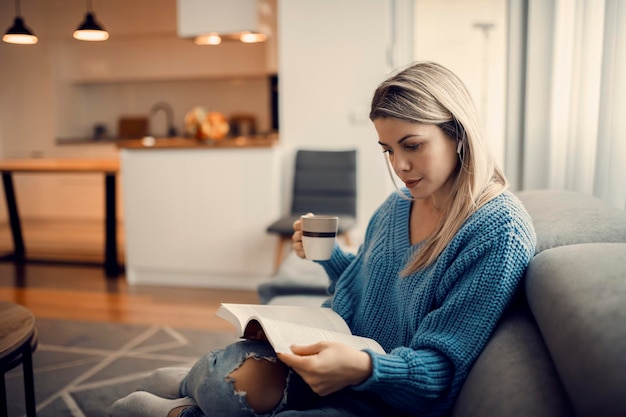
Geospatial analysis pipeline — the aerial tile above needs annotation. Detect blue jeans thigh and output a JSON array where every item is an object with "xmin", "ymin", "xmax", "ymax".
[{"xmin": 180, "ymin": 340, "xmax": 316, "ymax": 417}]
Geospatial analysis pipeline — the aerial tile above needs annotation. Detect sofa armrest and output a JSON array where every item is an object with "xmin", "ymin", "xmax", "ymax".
[
  {"xmin": 451, "ymin": 302, "xmax": 573, "ymax": 417},
  {"xmin": 526, "ymin": 243, "xmax": 626, "ymax": 417}
]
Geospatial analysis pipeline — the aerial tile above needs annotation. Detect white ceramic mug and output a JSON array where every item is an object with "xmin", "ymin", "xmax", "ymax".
[{"xmin": 301, "ymin": 215, "xmax": 339, "ymax": 261}]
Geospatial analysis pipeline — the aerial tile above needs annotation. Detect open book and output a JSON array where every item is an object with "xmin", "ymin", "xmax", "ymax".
[{"xmin": 216, "ymin": 303, "xmax": 385, "ymax": 354}]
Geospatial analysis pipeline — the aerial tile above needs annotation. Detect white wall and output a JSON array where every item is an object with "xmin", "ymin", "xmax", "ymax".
[
  {"xmin": 278, "ymin": 0, "xmax": 398, "ymax": 243},
  {"xmin": 413, "ymin": 0, "xmax": 508, "ymax": 168},
  {"xmin": 277, "ymin": 0, "xmax": 507, "ymax": 245}
]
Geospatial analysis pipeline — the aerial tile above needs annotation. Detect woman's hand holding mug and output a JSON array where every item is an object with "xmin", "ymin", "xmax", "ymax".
[
  {"xmin": 293, "ymin": 213, "xmax": 338, "ymax": 261},
  {"xmin": 292, "ymin": 212, "xmax": 313, "ymax": 259}
]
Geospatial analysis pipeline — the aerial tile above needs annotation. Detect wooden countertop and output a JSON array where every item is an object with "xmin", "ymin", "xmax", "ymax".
[
  {"xmin": 116, "ymin": 135, "xmax": 278, "ymax": 150},
  {"xmin": 0, "ymin": 158, "xmax": 120, "ymax": 173}
]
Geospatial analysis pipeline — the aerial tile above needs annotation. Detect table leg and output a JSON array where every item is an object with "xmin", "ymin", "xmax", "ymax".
[
  {"xmin": 0, "ymin": 371, "xmax": 6, "ymax": 417},
  {"xmin": 1, "ymin": 172, "xmax": 25, "ymax": 261},
  {"xmin": 22, "ymin": 340, "xmax": 36, "ymax": 417},
  {"xmin": 104, "ymin": 173, "xmax": 119, "ymax": 277}
]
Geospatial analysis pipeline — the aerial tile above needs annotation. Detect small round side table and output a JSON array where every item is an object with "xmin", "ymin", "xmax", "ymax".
[{"xmin": 0, "ymin": 301, "xmax": 38, "ymax": 417}]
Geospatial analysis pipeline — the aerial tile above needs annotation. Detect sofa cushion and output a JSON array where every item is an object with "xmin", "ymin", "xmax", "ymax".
[
  {"xmin": 526, "ymin": 243, "xmax": 626, "ymax": 417},
  {"xmin": 451, "ymin": 303, "xmax": 573, "ymax": 417},
  {"xmin": 516, "ymin": 190, "xmax": 626, "ymax": 253}
]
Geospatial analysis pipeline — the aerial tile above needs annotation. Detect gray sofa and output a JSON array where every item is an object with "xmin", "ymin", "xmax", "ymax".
[{"xmin": 258, "ymin": 190, "xmax": 626, "ymax": 417}]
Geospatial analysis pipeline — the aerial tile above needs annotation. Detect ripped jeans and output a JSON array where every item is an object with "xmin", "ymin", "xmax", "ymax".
[
  {"xmin": 110, "ymin": 340, "xmax": 395, "ymax": 417},
  {"xmin": 180, "ymin": 340, "xmax": 316, "ymax": 417}
]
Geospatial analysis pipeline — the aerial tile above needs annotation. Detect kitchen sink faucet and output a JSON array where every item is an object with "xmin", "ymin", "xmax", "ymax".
[{"xmin": 150, "ymin": 102, "xmax": 177, "ymax": 137}]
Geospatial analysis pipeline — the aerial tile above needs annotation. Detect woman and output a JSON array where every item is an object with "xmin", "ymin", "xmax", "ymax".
[{"xmin": 110, "ymin": 61, "xmax": 536, "ymax": 417}]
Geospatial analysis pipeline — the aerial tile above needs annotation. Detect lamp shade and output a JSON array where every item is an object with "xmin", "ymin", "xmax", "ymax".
[
  {"xmin": 3, "ymin": 16, "xmax": 38, "ymax": 44},
  {"xmin": 73, "ymin": 12, "xmax": 109, "ymax": 41}
]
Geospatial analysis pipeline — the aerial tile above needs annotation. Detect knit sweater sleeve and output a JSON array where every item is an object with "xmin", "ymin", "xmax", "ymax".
[
  {"xmin": 317, "ymin": 244, "xmax": 356, "ymax": 293},
  {"xmin": 316, "ymin": 199, "xmax": 387, "ymax": 293},
  {"xmin": 350, "ymin": 194, "xmax": 536, "ymax": 416}
]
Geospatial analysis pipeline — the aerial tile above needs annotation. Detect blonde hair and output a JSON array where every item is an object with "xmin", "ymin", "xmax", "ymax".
[{"xmin": 370, "ymin": 62, "xmax": 508, "ymax": 275}]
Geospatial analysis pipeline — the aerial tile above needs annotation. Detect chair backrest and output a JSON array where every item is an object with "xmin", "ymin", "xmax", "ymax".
[{"xmin": 290, "ymin": 149, "xmax": 357, "ymax": 216}]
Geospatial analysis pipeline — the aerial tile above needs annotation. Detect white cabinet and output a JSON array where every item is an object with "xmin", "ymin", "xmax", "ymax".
[
  {"xmin": 177, "ymin": 0, "xmax": 260, "ymax": 38},
  {"xmin": 121, "ymin": 146, "xmax": 281, "ymax": 289}
]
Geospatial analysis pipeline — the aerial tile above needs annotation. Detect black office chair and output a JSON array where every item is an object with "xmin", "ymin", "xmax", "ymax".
[{"xmin": 267, "ymin": 149, "xmax": 357, "ymax": 271}]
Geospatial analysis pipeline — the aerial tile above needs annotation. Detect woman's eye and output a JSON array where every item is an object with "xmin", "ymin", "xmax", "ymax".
[
  {"xmin": 405, "ymin": 143, "xmax": 421, "ymax": 151},
  {"xmin": 381, "ymin": 148, "xmax": 392, "ymax": 154}
]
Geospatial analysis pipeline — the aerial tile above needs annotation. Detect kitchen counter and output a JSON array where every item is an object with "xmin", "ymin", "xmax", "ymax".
[{"xmin": 116, "ymin": 135, "xmax": 278, "ymax": 149}]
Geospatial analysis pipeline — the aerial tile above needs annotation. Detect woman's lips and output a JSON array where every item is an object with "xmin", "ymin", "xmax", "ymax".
[{"xmin": 404, "ymin": 179, "xmax": 421, "ymax": 188}]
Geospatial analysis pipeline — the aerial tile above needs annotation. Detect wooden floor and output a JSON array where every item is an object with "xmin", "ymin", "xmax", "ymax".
[{"xmin": 0, "ymin": 218, "xmax": 259, "ymax": 332}]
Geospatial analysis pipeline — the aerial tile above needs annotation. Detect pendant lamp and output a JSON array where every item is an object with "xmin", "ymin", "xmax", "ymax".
[
  {"xmin": 73, "ymin": 0, "xmax": 109, "ymax": 41},
  {"xmin": 2, "ymin": 0, "xmax": 38, "ymax": 45}
]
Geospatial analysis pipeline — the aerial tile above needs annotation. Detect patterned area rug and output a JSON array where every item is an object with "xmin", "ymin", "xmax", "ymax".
[{"xmin": 5, "ymin": 318, "xmax": 239, "ymax": 417}]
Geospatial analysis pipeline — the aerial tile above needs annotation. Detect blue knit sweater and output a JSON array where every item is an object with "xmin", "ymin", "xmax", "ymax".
[{"xmin": 318, "ymin": 190, "xmax": 536, "ymax": 416}]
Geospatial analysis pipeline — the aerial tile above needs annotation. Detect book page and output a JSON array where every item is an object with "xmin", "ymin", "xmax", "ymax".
[
  {"xmin": 260, "ymin": 318, "xmax": 385, "ymax": 354},
  {"xmin": 216, "ymin": 303, "xmax": 385, "ymax": 354},
  {"xmin": 217, "ymin": 303, "xmax": 352, "ymax": 334}
]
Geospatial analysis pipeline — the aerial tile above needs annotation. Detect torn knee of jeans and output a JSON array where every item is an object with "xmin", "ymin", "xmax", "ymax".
[
  {"xmin": 245, "ymin": 351, "xmax": 279, "ymax": 362},
  {"xmin": 226, "ymin": 355, "xmax": 288, "ymax": 414}
]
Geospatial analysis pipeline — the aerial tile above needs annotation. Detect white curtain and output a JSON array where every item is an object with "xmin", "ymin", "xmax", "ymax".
[{"xmin": 506, "ymin": 0, "xmax": 626, "ymax": 209}]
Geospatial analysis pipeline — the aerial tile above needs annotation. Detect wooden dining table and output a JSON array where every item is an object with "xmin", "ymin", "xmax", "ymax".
[{"xmin": 0, "ymin": 158, "xmax": 121, "ymax": 277}]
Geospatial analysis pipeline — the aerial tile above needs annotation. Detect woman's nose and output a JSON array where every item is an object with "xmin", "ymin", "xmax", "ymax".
[{"xmin": 393, "ymin": 154, "xmax": 411, "ymax": 172}]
